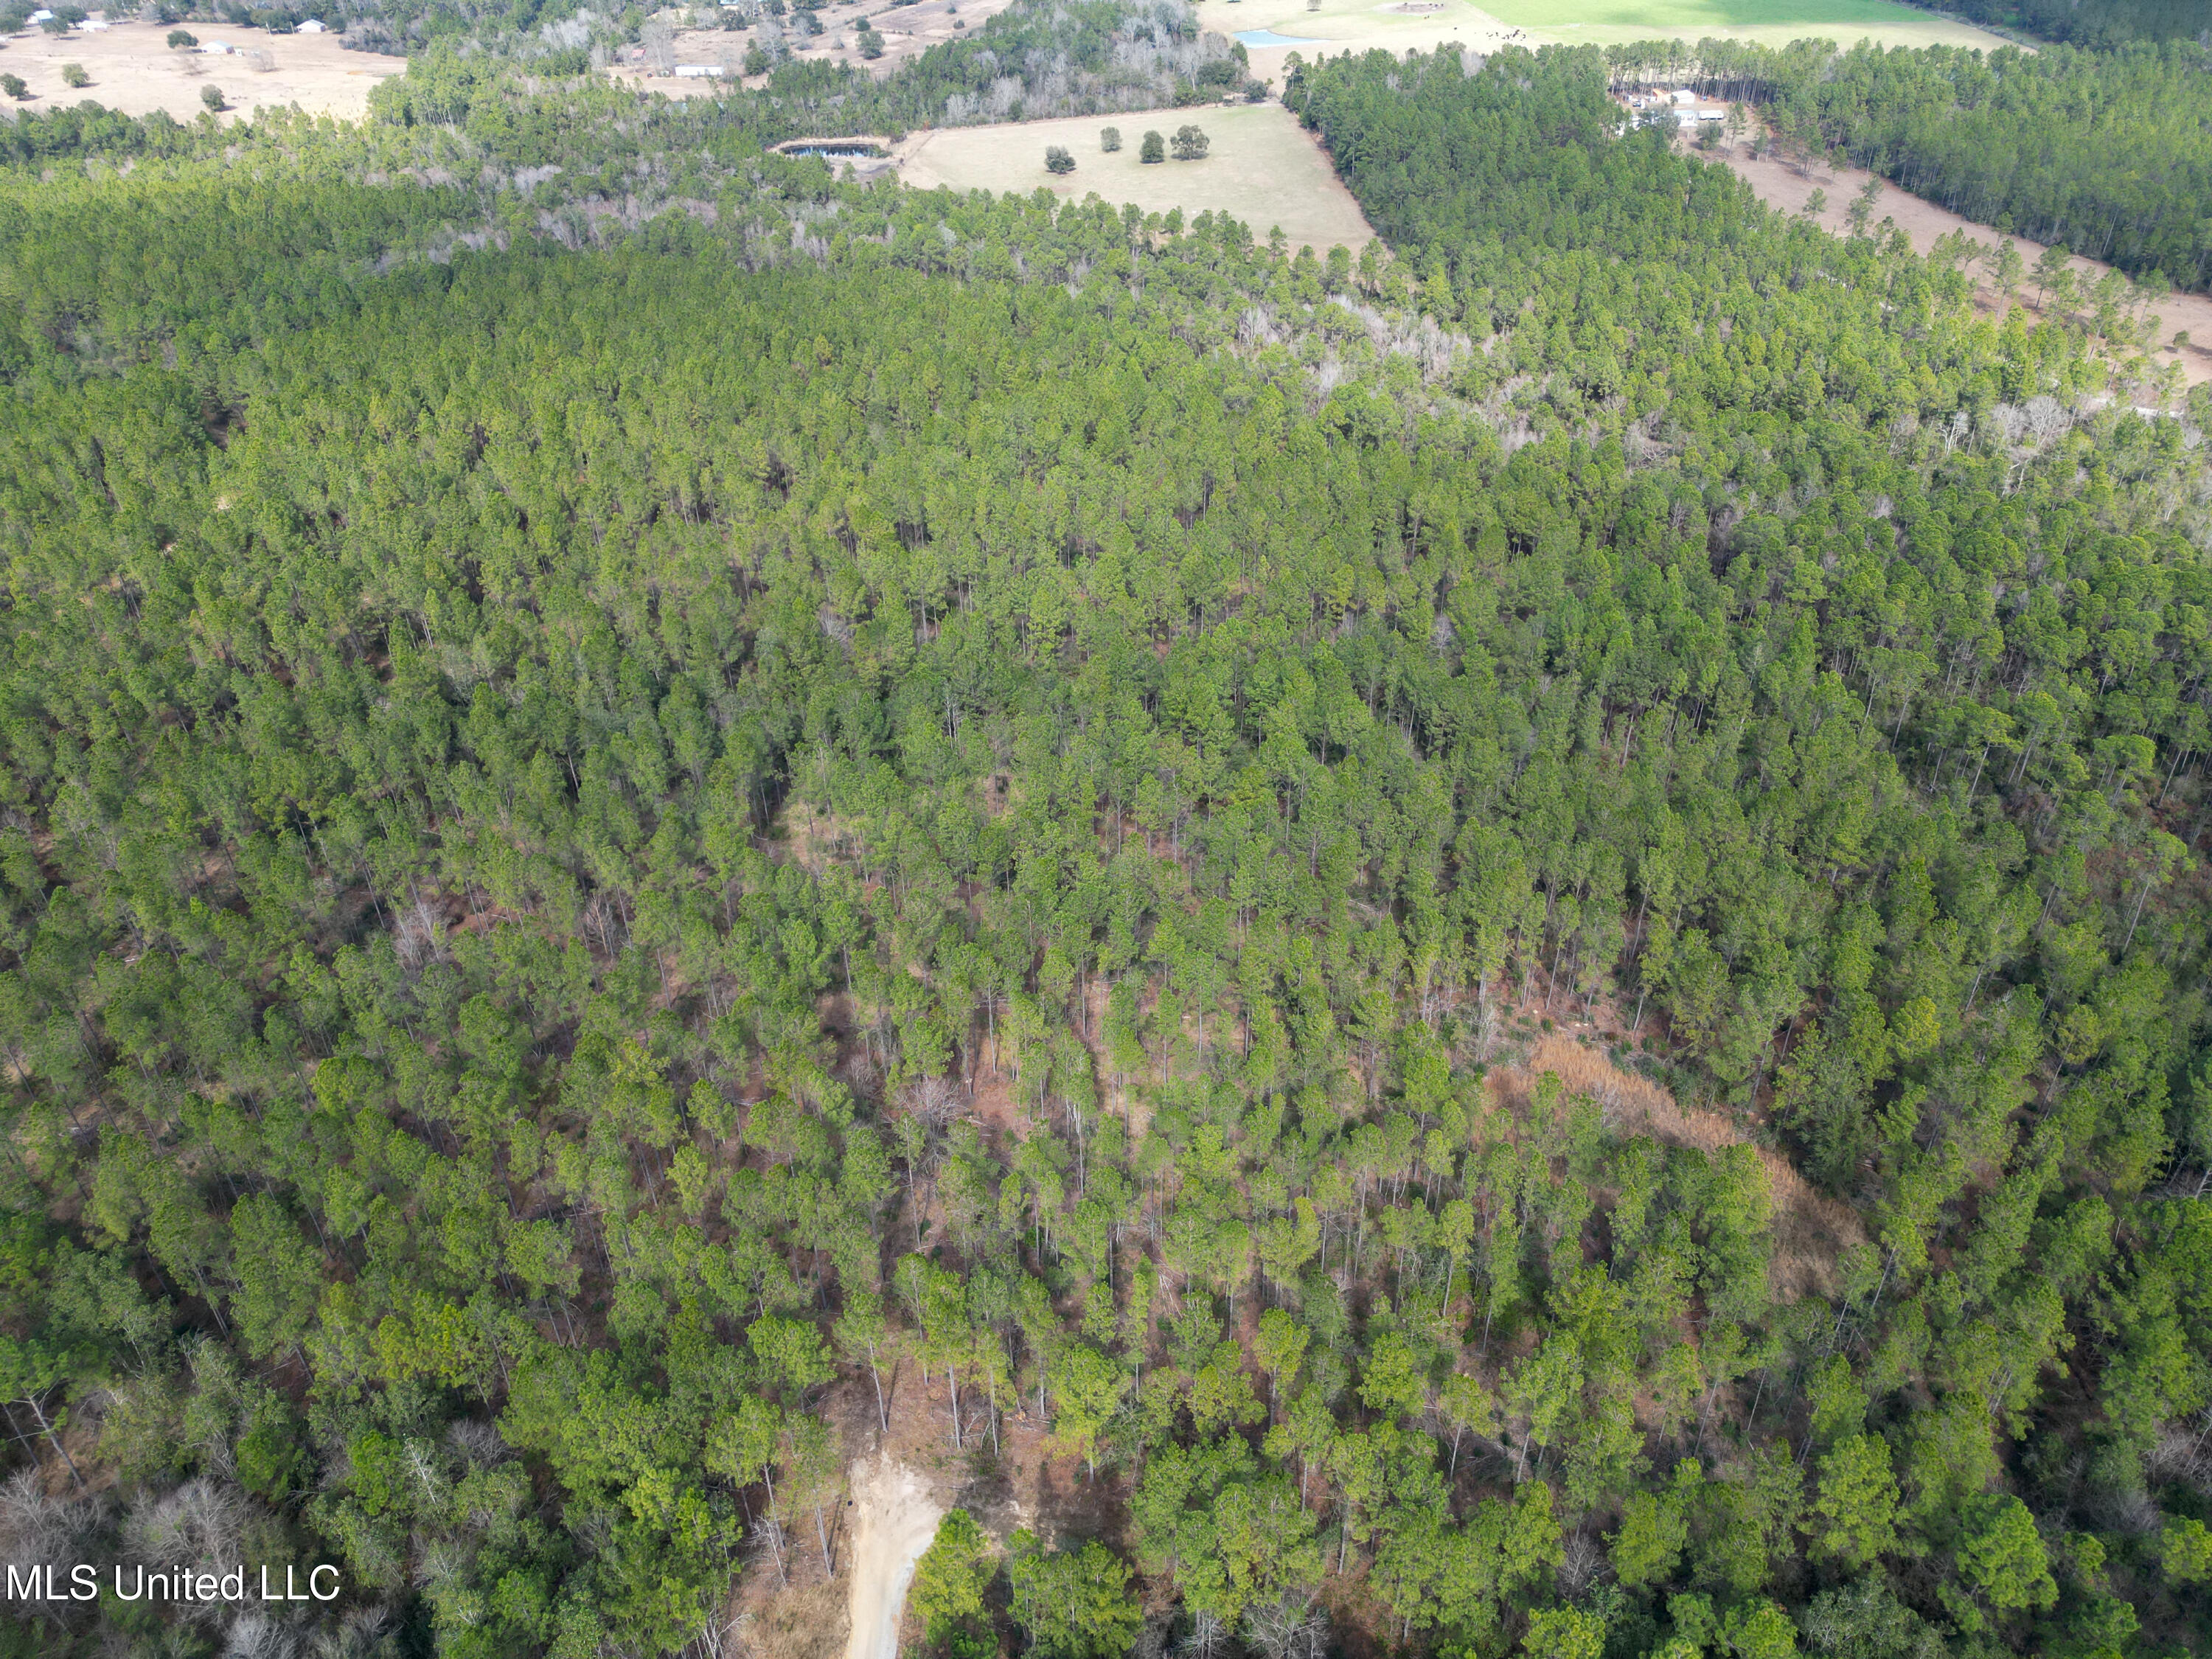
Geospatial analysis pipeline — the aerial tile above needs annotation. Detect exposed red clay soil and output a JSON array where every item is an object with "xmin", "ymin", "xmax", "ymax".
[{"xmin": 1490, "ymin": 1032, "xmax": 1865, "ymax": 1299}]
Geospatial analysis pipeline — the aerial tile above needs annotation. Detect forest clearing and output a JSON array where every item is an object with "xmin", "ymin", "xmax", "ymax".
[
  {"xmin": 0, "ymin": 18, "xmax": 395, "ymax": 121},
  {"xmin": 807, "ymin": 0, "xmax": 1025, "ymax": 80},
  {"xmin": 602, "ymin": 0, "xmax": 1020, "ymax": 94},
  {"xmin": 896, "ymin": 102, "xmax": 1374, "ymax": 254}
]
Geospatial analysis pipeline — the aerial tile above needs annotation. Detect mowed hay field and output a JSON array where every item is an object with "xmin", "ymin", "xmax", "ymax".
[
  {"xmin": 1197, "ymin": 0, "xmax": 2006, "ymax": 63},
  {"xmin": 1199, "ymin": 0, "xmax": 1524, "ymax": 57},
  {"xmin": 897, "ymin": 104, "xmax": 1374, "ymax": 255},
  {"xmin": 1464, "ymin": 0, "xmax": 2008, "ymax": 47},
  {"xmin": 0, "ymin": 19, "xmax": 400, "ymax": 122}
]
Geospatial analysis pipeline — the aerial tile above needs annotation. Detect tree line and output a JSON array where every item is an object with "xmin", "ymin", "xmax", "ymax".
[
  {"xmin": 1601, "ymin": 36, "xmax": 2212, "ymax": 293},
  {"xmin": 1900, "ymin": 0, "xmax": 2208, "ymax": 51}
]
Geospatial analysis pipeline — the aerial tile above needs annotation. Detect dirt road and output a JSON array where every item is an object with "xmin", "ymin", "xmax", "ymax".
[
  {"xmin": 1701, "ymin": 138, "xmax": 2212, "ymax": 387},
  {"xmin": 842, "ymin": 1455, "xmax": 941, "ymax": 1659}
]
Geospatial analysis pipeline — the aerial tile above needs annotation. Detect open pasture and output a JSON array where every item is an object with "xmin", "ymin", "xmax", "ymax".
[
  {"xmin": 1472, "ymin": 0, "xmax": 2010, "ymax": 48},
  {"xmin": 896, "ymin": 102, "xmax": 1374, "ymax": 255},
  {"xmin": 1197, "ymin": 0, "xmax": 2007, "ymax": 72},
  {"xmin": 0, "ymin": 18, "xmax": 398, "ymax": 123},
  {"xmin": 1200, "ymin": 0, "xmax": 1523, "ymax": 86}
]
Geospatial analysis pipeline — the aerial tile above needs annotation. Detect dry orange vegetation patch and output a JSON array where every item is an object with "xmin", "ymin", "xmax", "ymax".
[
  {"xmin": 1493, "ymin": 1033, "xmax": 1865, "ymax": 1298},
  {"xmin": 743, "ymin": 1578, "xmax": 849, "ymax": 1659}
]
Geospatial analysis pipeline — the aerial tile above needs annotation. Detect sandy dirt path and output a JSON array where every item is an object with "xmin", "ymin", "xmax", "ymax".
[
  {"xmin": 1699, "ymin": 138, "xmax": 2212, "ymax": 387},
  {"xmin": 842, "ymin": 1455, "xmax": 942, "ymax": 1659}
]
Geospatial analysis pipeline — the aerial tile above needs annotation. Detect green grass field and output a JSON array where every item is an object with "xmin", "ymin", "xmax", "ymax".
[
  {"xmin": 1198, "ymin": 0, "xmax": 2007, "ymax": 58},
  {"xmin": 1474, "ymin": 0, "xmax": 2006, "ymax": 47},
  {"xmin": 1204, "ymin": 0, "xmax": 1503, "ymax": 49},
  {"xmin": 897, "ymin": 105, "xmax": 1376, "ymax": 254}
]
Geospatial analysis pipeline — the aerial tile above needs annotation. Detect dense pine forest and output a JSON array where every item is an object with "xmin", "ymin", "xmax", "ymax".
[{"xmin": 0, "ymin": 18, "xmax": 2210, "ymax": 1659}]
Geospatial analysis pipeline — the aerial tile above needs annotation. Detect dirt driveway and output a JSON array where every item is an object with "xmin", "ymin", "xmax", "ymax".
[{"xmin": 843, "ymin": 1455, "xmax": 941, "ymax": 1659}]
